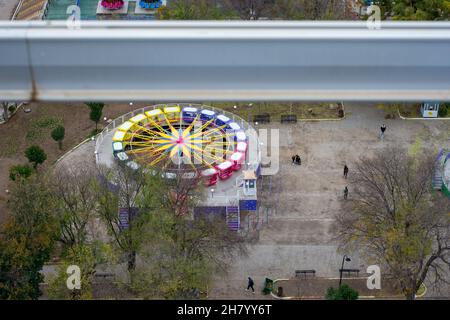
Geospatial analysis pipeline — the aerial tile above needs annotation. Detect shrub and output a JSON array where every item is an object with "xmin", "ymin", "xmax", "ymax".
[
  {"xmin": 25, "ymin": 145, "xmax": 47, "ymax": 169},
  {"xmin": 9, "ymin": 164, "xmax": 33, "ymax": 181},
  {"xmin": 51, "ymin": 125, "xmax": 65, "ymax": 150},
  {"xmin": 86, "ymin": 102, "xmax": 105, "ymax": 130},
  {"xmin": 325, "ymin": 284, "xmax": 359, "ymax": 300},
  {"xmin": 438, "ymin": 104, "xmax": 448, "ymax": 117}
]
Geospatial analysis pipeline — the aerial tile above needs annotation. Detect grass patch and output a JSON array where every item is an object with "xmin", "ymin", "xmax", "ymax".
[
  {"xmin": 88, "ymin": 128, "xmax": 102, "ymax": 138},
  {"xmin": 26, "ymin": 116, "xmax": 63, "ymax": 141},
  {"xmin": 0, "ymin": 140, "xmax": 19, "ymax": 158}
]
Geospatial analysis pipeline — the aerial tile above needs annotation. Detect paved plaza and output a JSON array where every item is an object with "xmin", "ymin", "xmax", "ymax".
[
  {"xmin": 208, "ymin": 102, "xmax": 450, "ymax": 299},
  {"xmin": 0, "ymin": 0, "xmax": 19, "ymax": 20},
  {"xmin": 57, "ymin": 102, "xmax": 450, "ymax": 299}
]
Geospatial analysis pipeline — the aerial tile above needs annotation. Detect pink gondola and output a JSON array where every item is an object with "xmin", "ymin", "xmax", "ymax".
[
  {"xmin": 236, "ymin": 141, "xmax": 248, "ymax": 153},
  {"xmin": 215, "ymin": 161, "xmax": 233, "ymax": 180},
  {"xmin": 230, "ymin": 152, "xmax": 245, "ymax": 171},
  {"xmin": 201, "ymin": 168, "xmax": 218, "ymax": 186}
]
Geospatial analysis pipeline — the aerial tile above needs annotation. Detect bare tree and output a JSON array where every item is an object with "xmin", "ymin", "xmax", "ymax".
[
  {"xmin": 225, "ymin": 0, "xmax": 274, "ymax": 20},
  {"xmin": 1, "ymin": 102, "xmax": 9, "ymax": 122},
  {"xmin": 94, "ymin": 163, "xmax": 149, "ymax": 274},
  {"xmin": 336, "ymin": 147, "xmax": 450, "ymax": 299},
  {"xmin": 273, "ymin": 0, "xmax": 358, "ymax": 20},
  {"xmin": 52, "ymin": 165, "xmax": 98, "ymax": 249}
]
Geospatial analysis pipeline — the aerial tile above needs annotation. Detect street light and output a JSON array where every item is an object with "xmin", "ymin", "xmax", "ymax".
[
  {"xmin": 210, "ymin": 188, "xmax": 215, "ymax": 198},
  {"xmin": 339, "ymin": 255, "xmax": 351, "ymax": 287}
]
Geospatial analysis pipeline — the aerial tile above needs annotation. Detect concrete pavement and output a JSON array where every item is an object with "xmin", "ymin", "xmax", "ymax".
[{"xmin": 208, "ymin": 102, "xmax": 450, "ymax": 299}]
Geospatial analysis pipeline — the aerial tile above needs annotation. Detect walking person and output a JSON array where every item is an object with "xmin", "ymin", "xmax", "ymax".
[
  {"xmin": 246, "ymin": 277, "xmax": 255, "ymax": 293},
  {"xmin": 380, "ymin": 124, "xmax": 387, "ymax": 140},
  {"xmin": 343, "ymin": 186, "xmax": 348, "ymax": 200},
  {"xmin": 343, "ymin": 165, "xmax": 349, "ymax": 179}
]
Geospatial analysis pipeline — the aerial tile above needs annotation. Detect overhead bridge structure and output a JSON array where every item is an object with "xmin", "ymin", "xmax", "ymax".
[{"xmin": 0, "ymin": 21, "xmax": 449, "ymax": 102}]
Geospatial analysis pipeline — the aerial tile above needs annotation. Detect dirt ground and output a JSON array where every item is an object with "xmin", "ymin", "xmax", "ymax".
[{"xmin": 0, "ymin": 102, "xmax": 148, "ymax": 223}]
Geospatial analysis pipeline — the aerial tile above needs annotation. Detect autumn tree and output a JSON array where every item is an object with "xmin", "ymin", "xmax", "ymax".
[
  {"xmin": 336, "ymin": 146, "xmax": 450, "ymax": 300},
  {"xmin": 0, "ymin": 174, "xmax": 59, "ymax": 299},
  {"xmin": 130, "ymin": 211, "xmax": 246, "ymax": 299},
  {"xmin": 368, "ymin": 0, "xmax": 450, "ymax": 20},
  {"xmin": 157, "ymin": 0, "xmax": 232, "ymax": 19},
  {"xmin": 225, "ymin": 0, "xmax": 273, "ymax": 20},
  {"xmin": 47, "ymin": 242, "xmax": 114, "ymax": 300},
  {"xmin": 94, "ymin": 163, "xmax": 153, "ymax": 276},
  {"xmin": 52, "ymin": 165, "xmax": 99, "ymax": 250}
]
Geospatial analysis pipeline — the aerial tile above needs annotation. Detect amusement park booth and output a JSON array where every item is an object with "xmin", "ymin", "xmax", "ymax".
[
  {"xmin": 242, "ymin": 170, "xmax": 257, "ymax": 197},
  {"xmin": 421, "ymin": 102, "xmax": 440, "ymax": 118}
]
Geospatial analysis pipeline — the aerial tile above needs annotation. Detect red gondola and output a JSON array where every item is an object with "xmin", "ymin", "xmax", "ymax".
[{"xmin": 216, "ymin": 161, "xmax": 233, "ymax": 180}]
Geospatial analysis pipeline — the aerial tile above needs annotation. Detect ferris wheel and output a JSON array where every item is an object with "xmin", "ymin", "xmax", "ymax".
[{"xmin": 111, "ymin": 105, "xmax": 249, "ymax": 186}]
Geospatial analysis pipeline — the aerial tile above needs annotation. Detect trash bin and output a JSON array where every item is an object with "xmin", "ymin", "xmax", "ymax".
[
  {"xmin": 262, "ymin": 278, "xmax": 273, "ymax": 295},
  {"xmin": 277, "ymin": 286, "xmax": 283, "ymax": 297}
]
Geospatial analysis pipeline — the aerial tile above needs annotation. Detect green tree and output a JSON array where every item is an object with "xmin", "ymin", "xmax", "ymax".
[
  {"xmin": 51, "ymin": 125, "xmax": 65, "ymax": 150},
  {"xmin": 9, "ymin": 164, "xmax": 33, "ymax": 181},
  {"xmin": 86, "ymin": 102, "xmax": 104, "ymax": 131},
  {"xmin": 0, "ymin": 174, "xmax": 59, "ymax": 299},
  {"xmin": 325, "ymin": 284, "xmax": 359, "ymax": 300},
  {"xmin": 368, "ymin": 0, "xmax": 450, "ymax": 20},
  {"xmin": 438, "ymin": 103, "xmax": 448, "ymax": 117},
  {"xmin": 25, "ymin": 145, "xmax": 47, "ymax": 169},
  {"xmin": 95, "ymin": 164, "xmax": 246, "ymax": 297},
  {"xmin": 337, "ymin": 147, "xmax": 450, "ymax": 300},
  {"xmin": 47, "ymin": 242, "xmax": 115, "ymax": 300},
  {"xmin": 158, "ymin": 0, "xmax": 233, "ymax": 19},
  {"xmin": 94, "ymin": 164, "xmax": 152, "ymax": 276}
]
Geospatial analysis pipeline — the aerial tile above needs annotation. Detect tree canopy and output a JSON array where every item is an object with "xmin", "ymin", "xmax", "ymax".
[{"xmin": 336, "ymin": 146, "xmax": 450, "ymax": 299}]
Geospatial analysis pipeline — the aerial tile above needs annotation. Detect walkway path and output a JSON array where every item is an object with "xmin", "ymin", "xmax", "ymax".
[{"xmin": 0, "ymin": 0, "xmax": 20, "ymax": 20}]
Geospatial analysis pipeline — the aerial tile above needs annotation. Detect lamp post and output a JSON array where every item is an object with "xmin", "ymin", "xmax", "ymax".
[{"xmin": 339, "ymin": 255, "xmax": 351, "ymax": 287}]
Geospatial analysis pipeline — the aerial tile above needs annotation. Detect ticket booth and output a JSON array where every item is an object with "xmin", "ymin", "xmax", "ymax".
[
  {"xmin": 421, "ymin": 102, "xmax": 440, "ymax": 118},
  {"xmin": 242, "ymin": 170, "xmax": 257, "ymax": 196},
  {"xmin": 230, "ymin": 152, "xmax": 245, "ymax": 171},
  {"xmin": 216, "ymin": 161, "xmax": 233, "ymax": 180},
  {"xmin": 201, "ymin": 168, "xmax": 218, "ymax": 186}
]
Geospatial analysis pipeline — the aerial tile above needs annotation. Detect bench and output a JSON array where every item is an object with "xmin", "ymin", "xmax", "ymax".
[
  {"xmin": 295, "ymin": 270, "xmax": 316, "ymax": 278},
  {"xmin": 253, "ymin": 114, "xmax": 271, "ymax": 124},
  {"xmin": 281, "ymin": 114, "xmax": 297, "ymax": 123},
  {"xmin": 94, "ymin": 272, "xmax": 115, "ymax": 278},
  {"xmin": 339, "ymin": 268, "xmax": 360, "ymax": 277}
]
